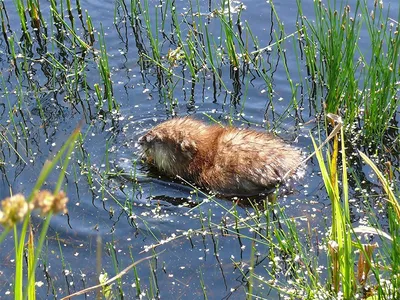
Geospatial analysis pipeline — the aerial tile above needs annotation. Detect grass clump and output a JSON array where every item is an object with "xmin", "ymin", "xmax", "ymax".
[
  {"xmin": 297, "ymin": 0, "xmax": 400, "ymax": 143},
  {"xmin": 0, "ymin": 127, "xmax": 80, "ymax": 299},
  {"xmin": 311, "ymin": 116, "xmax": 355, "ymax": 298},
  {"xmin": 254, "ymin": 116, "xmax": 398, "ymax": 298},
  {"xmin": 202, "ymin": 117, "xmax": 399, "ymax": 299}
]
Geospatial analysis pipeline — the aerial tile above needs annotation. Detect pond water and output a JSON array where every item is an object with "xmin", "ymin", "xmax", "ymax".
[{"xmin": 0, "ymin": 0, "xmax": 399, "ymax": 298}]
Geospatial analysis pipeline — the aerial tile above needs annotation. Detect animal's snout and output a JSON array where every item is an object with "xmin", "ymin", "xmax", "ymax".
[{"xmin": 138, "ymin": 135, "xmax": 145, "ymax": 145}]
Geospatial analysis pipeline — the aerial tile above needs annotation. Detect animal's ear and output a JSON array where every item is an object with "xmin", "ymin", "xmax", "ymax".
[
  {"xmin": 145, "ymin": 133, "xmax": 155, "ymax": 143},
  {"xmin": 180, "ymin": 140, "xmax": 197, "ymax": 158},
  {"xmin": 138, "ymin": 133, "xmax": 153, "ymax": 145},
  {"xmin": 139, "ymin": 131, "xmax": 160, "ymax": 145}
]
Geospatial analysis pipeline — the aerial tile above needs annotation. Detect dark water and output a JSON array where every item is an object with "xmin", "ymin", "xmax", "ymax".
[{"xmin": 0, "ymin": 0, "xmax": 398, "ymax": 298}]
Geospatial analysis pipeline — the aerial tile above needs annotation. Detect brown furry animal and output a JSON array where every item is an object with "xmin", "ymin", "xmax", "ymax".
[{"xmin": 139, "ymin": 117, "xmax": 303, "ymax": 196}]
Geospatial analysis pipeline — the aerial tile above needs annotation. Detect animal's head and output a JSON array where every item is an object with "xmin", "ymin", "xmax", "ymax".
[{"xmin": 138, "ymin": 124, "xmax": 197, "ymax": 176}]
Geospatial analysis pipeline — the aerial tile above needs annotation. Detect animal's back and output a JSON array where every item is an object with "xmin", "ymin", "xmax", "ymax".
[{"xmin": 199, "ymin": 127, "xmax": 302, "ymax": 195}]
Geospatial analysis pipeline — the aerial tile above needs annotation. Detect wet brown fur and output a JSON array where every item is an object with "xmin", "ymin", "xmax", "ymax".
[{"xmin": 139, "ymin": 117, "xmax": 303, "ymax": 196}]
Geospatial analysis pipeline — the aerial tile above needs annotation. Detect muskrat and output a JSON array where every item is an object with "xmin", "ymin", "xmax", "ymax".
[{"xmin": 138, "ymin": 117, "xmax": 303, "ymax": 196}]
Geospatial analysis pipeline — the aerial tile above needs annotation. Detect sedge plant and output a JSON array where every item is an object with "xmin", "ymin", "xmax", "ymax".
[{"xmin": 0, "ymin": 126, "xmax": 80, "ymax": 299}]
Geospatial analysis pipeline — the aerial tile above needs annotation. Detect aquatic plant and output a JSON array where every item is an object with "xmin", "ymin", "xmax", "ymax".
[
  {"xmin": 0, "ymin": 0, "xmax": 398, "ymax": 298},
  {"xmin": 297, "ymin": 0, "xmax": 400, "ymax": 143},
  {"xmin": 0, "ymin": 127, "xmax": 79, "ymax": 298}
]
